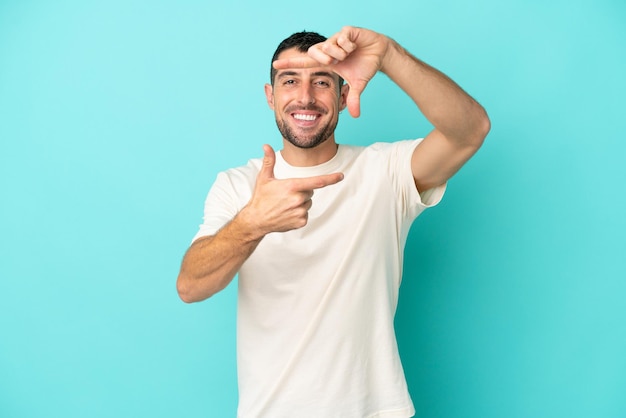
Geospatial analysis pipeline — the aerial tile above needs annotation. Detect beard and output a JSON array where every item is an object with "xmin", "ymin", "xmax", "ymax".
[{"xmin": 274, "ymin": 105, "xmax": 338, "ymax": 149}]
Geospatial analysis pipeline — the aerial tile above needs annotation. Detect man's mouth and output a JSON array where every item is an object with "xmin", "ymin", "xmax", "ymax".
[
  {"xmin": 287, "ymin": 104, "xmax": 326, "ymax": 124},
  {"xmin": 293, "ymin": 113, "xmax": 318, "ymax": 121}
]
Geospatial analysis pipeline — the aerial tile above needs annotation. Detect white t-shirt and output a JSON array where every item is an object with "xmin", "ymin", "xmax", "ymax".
[{"xmin": 194, "ymin": 140, "xmax": 446, "ymax": 418}]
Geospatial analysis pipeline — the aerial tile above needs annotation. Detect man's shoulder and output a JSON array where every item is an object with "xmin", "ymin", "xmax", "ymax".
[
  {"xmin": 367, "ymin": 139, "xmax": 421, "ymax": 151},
  {"xmin": 340, "ymin": 139, "xmax": 422, "ymax": 160},
  {"xmin": 220, "ymin": 156, "xmax": 263, "ymax": 178},
  {"xmin": 210, "ymin": 157, "xmax": 262, "ymax": 192}
]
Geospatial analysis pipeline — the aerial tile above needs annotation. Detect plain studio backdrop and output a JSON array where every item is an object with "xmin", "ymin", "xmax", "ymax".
[{"xmin": 1, "ymin": 0, "xmax": 624, "ymax": 417}]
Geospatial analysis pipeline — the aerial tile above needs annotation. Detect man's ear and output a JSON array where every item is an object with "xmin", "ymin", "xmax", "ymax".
[
  {"xmin": 339, "ymin": 83, "xmax": 350, "ymax": 111},
  {"xmin": 264, "ymin": 84, "xmax": 275, "ymax": 110}
]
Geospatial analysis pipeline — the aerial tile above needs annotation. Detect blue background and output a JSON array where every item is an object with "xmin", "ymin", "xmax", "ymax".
[{"xmin": 1, "ymin": 0, "xmax": 625, "ymax": 417}]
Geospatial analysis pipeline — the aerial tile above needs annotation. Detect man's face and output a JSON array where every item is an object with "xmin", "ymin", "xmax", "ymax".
[{"xmin": 265, "ymin": 48, "xmax": 348, "ymax": 149}]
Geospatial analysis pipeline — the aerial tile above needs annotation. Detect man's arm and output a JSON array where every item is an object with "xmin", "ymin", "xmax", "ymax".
[
  {"xmin": 380, "ymin": 40, "xmax": 490, "ymax": 193},
  {"xmin": 176, "ymin": 214, "xmax": 264, "ymax": 303},
  {"xmin": 274, "ymin": 26, "xmax": 490, "ymax": 193},
  {"xmin": 176, "ymin": 145, "xmax": 344, "ymax": 303}
]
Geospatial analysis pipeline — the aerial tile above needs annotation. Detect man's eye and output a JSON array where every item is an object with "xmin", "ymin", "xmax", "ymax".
[
  {"xmin": 315, "ymin": 81, "xmax": 330, "ymax": 87},
  {"xmin": 284, "ymin": 79, "xmax": 296, "ymax": 85}
]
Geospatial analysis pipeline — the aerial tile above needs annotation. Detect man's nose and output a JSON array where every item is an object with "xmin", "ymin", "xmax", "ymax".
[{"xmin": 297, "ymin": 84, "xmax": 316, "ymax": 105}]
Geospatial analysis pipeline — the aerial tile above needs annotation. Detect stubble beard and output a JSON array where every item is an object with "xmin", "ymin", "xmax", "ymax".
[{"xmin": 275, "ymin": 108, "xmax": 338, "ymax": 150}]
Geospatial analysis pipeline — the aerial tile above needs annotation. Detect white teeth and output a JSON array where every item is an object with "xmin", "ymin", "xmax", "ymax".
[{"xmin": 294, "ymin": 114, "xmax": 317, "ymax": 121}]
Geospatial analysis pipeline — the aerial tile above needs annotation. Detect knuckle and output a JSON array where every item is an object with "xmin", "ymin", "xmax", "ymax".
[
  {"xmin": 289, "ymin": 194, "xmax": 303, "ymax": 207},
  {"xmin": 309, "ymin": 178, "xmax": 324, "ymax": 189},
  {"xmin": 285, "ymin": 179, "xmax": 299, "ymax": 192},
  {"xmin": 296, "ymin": 214, "xmax": 309, "ymax": 228}
]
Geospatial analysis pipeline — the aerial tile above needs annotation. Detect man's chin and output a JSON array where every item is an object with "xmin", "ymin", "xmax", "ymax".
[
  {"xmin": 277, "ymin": 118, "xmax": 336, "ymax": 150},
  {"xmin": 286, "ymin": 135, "xmax": 328, "ymax": 149}
]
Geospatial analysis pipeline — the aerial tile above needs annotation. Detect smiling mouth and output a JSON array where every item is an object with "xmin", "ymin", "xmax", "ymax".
[{"xmin": 293, "ymin": 113, "xmax": 318, "ymax": 121}]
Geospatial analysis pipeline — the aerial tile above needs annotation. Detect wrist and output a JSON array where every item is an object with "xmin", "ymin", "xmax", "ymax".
[
  {"xmin": 234, "ymin": 205, "xmax": 267, "ymax": 242},
  {"xmin": 380, "ymin": 38, "xmax": 408, "ymax": 76}
]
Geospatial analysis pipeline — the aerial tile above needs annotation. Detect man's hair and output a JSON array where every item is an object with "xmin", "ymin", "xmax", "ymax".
[{"xmin": 269, "ymin": 31, "xmax": 344, "ymax": 87}]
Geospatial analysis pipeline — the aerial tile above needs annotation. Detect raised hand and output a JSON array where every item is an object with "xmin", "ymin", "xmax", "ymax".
[
  {"xmin": 272, "ymin": 26, "xmax": 392, "ymax": 118},
  {"xmin": 243, "ymin": 144, "xmax": 344, "ymax": 235}
]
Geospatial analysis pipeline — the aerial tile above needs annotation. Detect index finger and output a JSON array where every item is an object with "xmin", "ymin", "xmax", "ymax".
[
  {"xmin": 290, "ymin": 172, "xmax": 344, "ymax": 190},
  {"xmin": 272, "ymin": 55, "xmax": 326, "ymax": 70}
]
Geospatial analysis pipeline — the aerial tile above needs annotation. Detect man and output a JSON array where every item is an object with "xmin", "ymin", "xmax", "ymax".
[{"xmin": 177, "ymin": 26, "xmax": 489, "ymax": 418}]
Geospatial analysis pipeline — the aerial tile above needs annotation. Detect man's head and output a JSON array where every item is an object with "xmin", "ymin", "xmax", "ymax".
[
  {"xmin": 266, "ymin": 31, "xmax": 348, "ymax": 151},
  {"xmin": 269, "ymin": 31, "xmax": 344, "ymax": 87}
]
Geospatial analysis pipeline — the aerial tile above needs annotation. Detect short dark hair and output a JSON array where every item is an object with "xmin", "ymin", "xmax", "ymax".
[{"xmin": 269, "ymin": 31, "xmax": 344, "ymax": 87}]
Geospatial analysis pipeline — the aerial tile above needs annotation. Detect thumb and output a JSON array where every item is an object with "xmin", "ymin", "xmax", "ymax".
[
  {"xmin": 346, "ymin": 85, "xmax": 362, "ymax": 118},
  {"xmin": 258, "ymin": 144, "xmax": 276, "ymax": 181}
]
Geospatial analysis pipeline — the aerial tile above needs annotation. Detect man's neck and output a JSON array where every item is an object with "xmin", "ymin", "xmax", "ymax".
[{"xmin": 280, "ymin": 139, "xmax": 339, "ymax": 167}]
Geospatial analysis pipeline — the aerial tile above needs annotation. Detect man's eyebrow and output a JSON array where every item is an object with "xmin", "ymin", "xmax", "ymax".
[
  {"xmin": 276, "ymin": 70, "xmax": 299, "ymax": 78},
  {"xmin": 276, "ymin": 70, "xmax": 335, "ymax": 79},
  {"xmin": 311, "ymin": 71, "xmax": 335, "ymax": 78}
]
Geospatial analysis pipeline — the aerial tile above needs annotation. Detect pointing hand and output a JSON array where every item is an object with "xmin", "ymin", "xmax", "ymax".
[{"xmin": 244, "ymin": 144, "xmax": 344, "ymax": 235}]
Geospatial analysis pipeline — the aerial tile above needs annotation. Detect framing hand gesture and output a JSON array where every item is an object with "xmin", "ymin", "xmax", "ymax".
[{"xmin": 272, "ymin": 26, "xmax": 392, "ymax": 118}]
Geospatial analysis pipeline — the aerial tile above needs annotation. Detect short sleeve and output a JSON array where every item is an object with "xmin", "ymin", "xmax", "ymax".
[
  {"xmin": 384, "ymin": 139, "xmax": 447, "ymax": 220},
  {"xmin": 191, "ymin": 171, "xmax": 244, "ymax": 243}
]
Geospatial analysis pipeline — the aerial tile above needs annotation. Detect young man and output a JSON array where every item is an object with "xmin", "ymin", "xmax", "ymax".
[{"xmin": 177, "ymin": 26, "xmax": 489, "ymax": 418}]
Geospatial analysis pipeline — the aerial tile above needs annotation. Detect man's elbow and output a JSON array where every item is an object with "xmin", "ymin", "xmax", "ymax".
[
  {"xmin": 176, "ymin": 275, "xmax": 205, "ymax": 304},
  {"xmin": 176, "ymin": 278, "xmax": 194, "ymax": 304},
  {"xmin": 473, "ymin": 106, "xmax": 491, "ymax": 147}
]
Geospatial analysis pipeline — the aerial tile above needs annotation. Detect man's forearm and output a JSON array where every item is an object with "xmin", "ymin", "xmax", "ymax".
[
  {"xmin": 176, "ymin": 210, "xmax": 264, "ymax": 303},
  {"xmin": 381, "ymin": 39, "xmax": 489, "ymax": 145}
]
